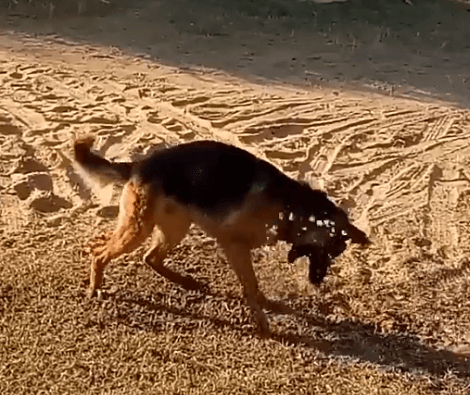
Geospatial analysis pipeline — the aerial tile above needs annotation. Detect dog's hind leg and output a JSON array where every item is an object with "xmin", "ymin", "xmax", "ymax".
[
  {"xmin": 88, "ymin": 182, "xmax": 155, "ymax": 298},
  {"xmin": 222, "ymin": 240, "xmax": 270, "ymax": 336},
  {"xmin": 143, "ymin": 204, "xmax": 199, "ymax": 290}
]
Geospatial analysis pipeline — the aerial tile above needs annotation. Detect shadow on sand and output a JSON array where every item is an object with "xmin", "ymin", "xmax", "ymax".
[
  {"xmin": 1, "ymin": 0, "xmax": 470, "ymax": 106},
  {"xmin": 93, "ymin": 286, "xmax": 470, "ymax": 381}
]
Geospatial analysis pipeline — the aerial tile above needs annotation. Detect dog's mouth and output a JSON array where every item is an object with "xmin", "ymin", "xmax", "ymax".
[
  {"xmin": 276, "ymin": 206, "xmax": 370, "ymax": 284},
  {"xmin": 288, "ymin": 236, "xmax": 349, "ymax": 284}
]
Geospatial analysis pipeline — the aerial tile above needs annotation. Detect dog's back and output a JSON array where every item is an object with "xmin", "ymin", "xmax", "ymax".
[{"xmin": 132, "ymin": 140, "xmax": 285, "ymax": 217}]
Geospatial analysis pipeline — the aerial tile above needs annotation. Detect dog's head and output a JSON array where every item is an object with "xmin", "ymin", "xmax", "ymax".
[
  {"xmin": 278, "ymin": 183, "xmax": 370, "ymax": 284},
  {"xmin": 287, "ymin": 237, "xmax": 348, "ymax": 284}
]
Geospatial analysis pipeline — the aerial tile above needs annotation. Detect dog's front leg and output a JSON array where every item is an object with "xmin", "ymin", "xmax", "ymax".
[
  {"xmin": 222, "ymin": 240, "xmax": 270, "ymax": 336},
  {"xmin": 87, "ymin": 231, "xmax": 113, "ymax": 298}
]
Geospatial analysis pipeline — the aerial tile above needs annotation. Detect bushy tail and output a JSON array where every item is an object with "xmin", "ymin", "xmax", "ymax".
[{"xmin": 73, "ymin": 136, "xmax": 133, "ymax": 198}]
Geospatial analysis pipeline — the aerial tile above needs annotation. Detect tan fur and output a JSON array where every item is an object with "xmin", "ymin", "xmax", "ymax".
[
  {"xmin": 72, "ymin": 136, "xmax": 117, "ymax": 205},
  {"xmin": 85, "ymin": 177, "xmax": 290, "ymax": 335},
  {"xmin": 75, "ymin": 135, "xmax": 367, "ymax": 336}
]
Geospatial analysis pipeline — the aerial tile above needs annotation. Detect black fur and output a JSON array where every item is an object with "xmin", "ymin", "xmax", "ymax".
[
  {"xmin": 134, "ymin": 140, "xmax": 282, "ymax": 216},
  {"xmin": 287, "ymin": 236, "xmax": 349, "ymax": 284},
  {"xmin": 273, "ymin": 180, "xmax": 369, "ymax": 284},
  {"xmin": 74, "ymin": 137, "xmax": 132, "ymax": 182},
  {"xmin": 75, "ymin": 138, "xmax": 370, "ymax": 285}
]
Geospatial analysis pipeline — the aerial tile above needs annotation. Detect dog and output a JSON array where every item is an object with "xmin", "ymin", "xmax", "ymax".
[{"xmin": 73, "ymin": 136, "xmax": 370, "ymax": 335}]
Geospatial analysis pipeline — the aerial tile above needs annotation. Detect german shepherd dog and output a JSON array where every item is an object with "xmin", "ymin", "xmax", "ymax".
[{"xmin": 74, "ymin": 137, "xmax": 370, "ymax": 334}]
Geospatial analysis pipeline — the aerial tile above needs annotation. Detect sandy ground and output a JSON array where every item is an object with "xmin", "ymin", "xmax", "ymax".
[
  {"xmin": 1, "ymin": 3, "xmax": 470, "ymax": 394},
  {"xmin": 2, "ymin": 0, "xmax": 470, "ymax": 107},
  {"xmin": 2, "ymin": 31, "xmax": 470, "ymax": 254}
]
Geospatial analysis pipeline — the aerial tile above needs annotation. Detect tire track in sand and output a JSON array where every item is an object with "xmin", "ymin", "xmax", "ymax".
[{"xmin": 2, "ymin": 34, "xmax": 470, "ymax": 265}]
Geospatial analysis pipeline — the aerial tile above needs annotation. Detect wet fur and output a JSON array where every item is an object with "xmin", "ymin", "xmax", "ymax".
[{"xmin": 73, "ymin": 136, "xmax": 370, "ymax": 335}]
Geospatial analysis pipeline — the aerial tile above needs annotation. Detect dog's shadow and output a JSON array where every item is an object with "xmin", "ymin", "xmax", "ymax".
[{"xmin": 98, "ymin": 286, "xmax": 470, "ymax": 380}]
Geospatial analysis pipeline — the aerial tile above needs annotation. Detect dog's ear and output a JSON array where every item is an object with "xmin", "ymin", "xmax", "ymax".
[
  {"xmin": 347, "ymin": 224, "xmax": 371, "ymax": 245},
  {"xmin": 337, "ymin": 197, "xmax": 355, "ymax": 216},
  {"xmin": 287, "ymin": 246, "xmax": 300, "ymax": 264},
  {"xmin": 330, "ymin": 203, "xmax": 370, "ymax": 246}
]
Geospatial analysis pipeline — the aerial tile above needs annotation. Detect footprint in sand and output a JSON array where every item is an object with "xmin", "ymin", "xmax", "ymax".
[
  {"xmin": 161, "ymin": 118, "xmax": 196, "ymax": 140},
  {"xmin": 239, "ymin": 121, "xmax": 306, "ymax": 145},
  {"xmin": 27, "ymin": 191, "xmax": 73, "ymax": 213},
  {"xmin": 0, "ymin": 112, "xmax": 25, "ymax": 137},
  {"xmin": 11, "ymin": 172, "xmax": 53, "ymax": 200},
  {"xmin": 147, "ymin": 110, "xmax": 164, "ymax": 124},
  {"xmin": 171, "ymin": 95, "xmax": 210, "ymax": 107},
  {"xmin": 3, "ymin": 136, "xmax": 73, "ymax": 214},
  {"xmin": 8, "ymin": 165, "xmax": 73, "ymax": 214},
  {"xmin": 11, "ymin": 157, "xmax": 49, "ymax": 174},
  {"xmin": 0, "ymin": 123, "xmax": 23, "ymax": 136}
]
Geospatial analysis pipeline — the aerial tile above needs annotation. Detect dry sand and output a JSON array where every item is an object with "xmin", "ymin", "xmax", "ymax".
[
  {"xmin": 1, "ymin": 2, "xmax": 470, "ymax": 394},
  {"xmin": 2, "ymin": 0, "xmax": 470, "ymax": 106}
]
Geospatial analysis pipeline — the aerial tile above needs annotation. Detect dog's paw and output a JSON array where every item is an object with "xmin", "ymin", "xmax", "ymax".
[
  {"xmin": 89, "ymin": 232, "xmax": 111, "ymax": 249},
  {"xmin": 180, "ymin": 276, "xmax": 204, "ymax": 291},
  {"xmin": 86, "ymin": 287, "xmax": 97, "ymax": 299},
  {"xmin": 263, "ymin": 299, "xmax": 295, "ymax": 315},
  {"xmin": 256, "ymin": 316, "xmax": 271, "ymax": 338}
]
